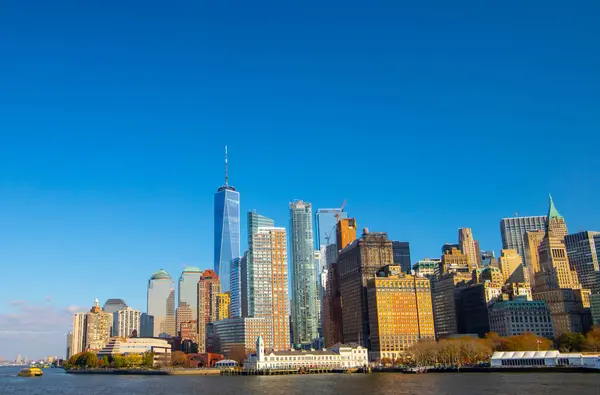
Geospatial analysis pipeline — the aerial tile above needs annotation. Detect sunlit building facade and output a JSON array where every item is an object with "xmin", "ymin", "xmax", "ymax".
[
  {"xmin": 178, "ymin": 266, "xmax": 203, "ymax": 321},
  {"xmin": 147, "ymin": 269, "xmax": 176, "ymax": 337}
]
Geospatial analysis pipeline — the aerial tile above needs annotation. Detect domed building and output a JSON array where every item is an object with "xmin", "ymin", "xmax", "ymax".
[{"xmin": 147, "ymin": 269, "xmax": 175, "ymax": 337}]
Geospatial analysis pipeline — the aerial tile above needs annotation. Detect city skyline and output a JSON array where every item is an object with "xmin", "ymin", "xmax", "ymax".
[{"xmin": 2, "ymin": 1, "xmax": 600, "ymax": 359}]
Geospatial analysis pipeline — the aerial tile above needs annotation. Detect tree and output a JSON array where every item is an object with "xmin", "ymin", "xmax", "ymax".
[
  {"xmin": 112, "ymin": 354, "xmax": 127, "ymax": 368},
  {"xmin": 583, "ymin": 327, "xmax": 600, "ymax": 351},
  {"xmin": 380, "ymin": 357, "xmax": 392, "ymax": 366},
  {"xmin": 496, "ymin": 333, "xmax": 553, "ymax": 352},
  {"xmin": 125, "ymin": 354, "xmax": 143, "ymax": 367},
  {"xmin": 75, "ymin": 352, "xmax": 98, "ymax": 368},
  {"xmin": 556, "ymin": 332, "xmax": 585, "ymax": 352},
  {"xmin": 141, "ymin": 351, "xmax": 155, "ymax": 368},
  {"xmin": 171, "ymin": 351, "xmax": 187, "ymax": 367},
  {"xmin": 102, "ymin": 356, "xmax": 109, "ymax": 368}
]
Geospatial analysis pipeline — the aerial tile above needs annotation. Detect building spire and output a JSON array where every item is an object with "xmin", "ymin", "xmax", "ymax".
[
  {"xmin": 548, "ymin": 194, "xmax": 562, "ymax": 220},
  {"xmin": 225, "ymin": 145, "xmax": 229, "ymax": 187}
]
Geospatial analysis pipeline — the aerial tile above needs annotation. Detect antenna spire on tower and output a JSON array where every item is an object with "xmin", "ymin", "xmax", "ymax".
[{"xmin": 225, "ymin": 145, "xmax": 229, "ymax": 186}]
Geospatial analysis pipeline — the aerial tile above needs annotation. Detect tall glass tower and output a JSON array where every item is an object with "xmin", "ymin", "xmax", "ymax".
[
  {"xmin": 214, "ymin": 146, "xmax": 241, "ymax": 293},
  {"xmin": 289, "ymin": 200, "xmax": 318, "ymax": 345},
  {"xmin": 178, "ymin": 266, "xmax": 203, "ymax": 320},
  {"xmin": 315, "ymin": 209, "xmax": 347, "ymax": 249},
  {"xmin": 247, "ymin": 211, "xmax": 275, "ymax": 317},
  {"xmin": 147, "ymin": 269, "xmax": 175, "ymax": 337}
]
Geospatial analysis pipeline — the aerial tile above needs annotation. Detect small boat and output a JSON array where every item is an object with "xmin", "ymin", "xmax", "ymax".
[
  {"xmin": 402, "ymin": 366, "xmax": 428, "ymax": 374},
  {"xmin": 18, "ymin": 367, "xmax": 43, "ymax": 377}
]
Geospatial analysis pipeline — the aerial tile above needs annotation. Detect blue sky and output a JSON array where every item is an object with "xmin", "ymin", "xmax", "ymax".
[{"xmin": 1, "ymin": 1, "xmax": 599, "ymax": 359}]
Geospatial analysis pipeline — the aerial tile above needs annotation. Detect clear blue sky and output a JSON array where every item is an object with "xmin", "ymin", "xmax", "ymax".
[{"xmin": 1, "ymin": 1, "xmax": 599, "ymax": 359}]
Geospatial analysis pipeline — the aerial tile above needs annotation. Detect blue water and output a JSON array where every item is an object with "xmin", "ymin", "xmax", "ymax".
[{"xmin": 1, "ymin": 366, "xmax": 598, "ymax": 395}]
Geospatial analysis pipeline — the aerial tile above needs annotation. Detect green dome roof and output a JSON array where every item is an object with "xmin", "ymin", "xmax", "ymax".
[
  {"xmin": 151, "ymin": 269, "xmax": 171, "ymax": 280},
  {"xmin": 183, "ymin": 266, "xmax": 202, "ymax": 273}
]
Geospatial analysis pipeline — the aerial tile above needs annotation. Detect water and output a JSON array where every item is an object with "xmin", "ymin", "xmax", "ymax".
[{"xmin": 1, "ymin": 366, "xmax": 598, "ymax": 395}]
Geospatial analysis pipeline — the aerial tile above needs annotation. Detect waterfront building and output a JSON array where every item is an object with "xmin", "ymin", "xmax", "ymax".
[
  {"xmin": 85, "ymin": 299, "xmax": 113, "ymax": 351},
  {"xmin": 499, "ymin": 249, "xmax": 529, "ymax": 284},
  {"xmin": 230, "ymin": 257, "xmax": 242, "ymax": 318},
  {"xmin": 533, "ymin": 196, "xmax": 592, "ymax": 336},
  {"xmin": 244, "ymin": 336, "xmax": 368, "ymax": 371},
  {"xmin": 315, "ymin": 208, "xmax": 347, "ymax": 249},
  {"xmin": 239, "ymin": 252, "xmax": 249, "ymax": 318},
  {"xmin": 337, "ymin": 229, "xmax": 394, "ymax": 348},
  {"xmin": 178, "ymin": 266, "xmax": 203, "ymax": 321},
  {"xmin": 289, "ymin": 200, "xmax": 318, "ymax": 346},
  {"xmin": 97, "ymin": 337, "xmax": 171, "ymax": 365},
  {"xmin": 176, "ymin": 303, "xmax": 193, "ymax": 335},
  {"xmin": 488, "ymin": 297, "xmax": 554, "ymax": 338},
  {"xmin": 440, "ymin": 246, "xmax": 471, "ymax": 275},
  {"xmin": 197, "ymin": 270, "xmax": 221, "ymax": 352},
  {"xmin": 432, "ymin": 272, "xmax": 472, "ymax": 339},
  {"xmin": 367, "ymin": 265, "xmax": 435, "ymax": 360},
  {"xmin": 412, "ymin": 258, "xmax": 440, "ymax": 280},
  {"xmin": 251, "ymin": 226, "xmax": 291, "ymax": 350},
  {"xmin": 458, "ymin": 228, "xmax": 479, "ymax": 270},
  {"xmin": 524, "ymin": 230, "xmax": 546, "ymax": 281},
  {"xmin": 455, "ymin": 282, "xmax": 502, "ymax": 337},
  {"xmin": 114, "ymin": 307, "xmax": 141, "ymax": 338},
  {"xmin": 247, "ymin": 211, "xmax": 275, "ymax": 317},
  {"xmin": 102, "ymin": 299, "xmax": 127, "ymax": 314},
  {"xmin": 491, "ymin": 350, "xmax": 600, "ymax": 368},
  {"xmin": 214, "ymin": 146, "xmax": 241, "ymax": 293},
  {"xmin": 336, "ymin": 217, "xmax": 357, "ymax": 252},
  {"xmin": 565, "ymin": 231, "xmax": 600, "ymax": 292},
  {"xmin": 147, "ymin": 269, "xmax": 176, "ymax": 337},
  {"xmin": 212, "ymin": 317, "xmax": 271, "ymax": 361},
  {"xmin": 500, "ymin": 215, "xmax": 547, "ymax": 265},
  {"xmin": 70, "ymin": 312, "xmax": 87, "ymax": 357},
  {"xmin": 217, "ymin": 292, "xmax": 231, "ymax": 321},
  {"xmin": 140, "ymin": 313, "xmax": 154, "ymax": 338}
]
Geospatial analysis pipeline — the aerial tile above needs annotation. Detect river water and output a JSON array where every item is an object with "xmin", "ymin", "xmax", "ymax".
[{"xmin": 1, "ymin": 366, "xmax": 598, "ymax": 395}]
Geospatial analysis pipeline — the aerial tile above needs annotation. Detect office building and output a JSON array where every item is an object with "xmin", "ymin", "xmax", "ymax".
[
  {"xmin": 251, "ymin": 226, "xmax": 291, "ymax": 350},
  {"xmin": 413, "ymin": 258, "xmax": 441, "ymax": 280},
  {"xmin": 114, "ymin": 307, "xmax": 141, "ymax": 338},
  {"xmin": 212, "ymin": 317, "xmax": 271, "ymax": 362},
  {"xmin": 140, "ymin": 313, "xmax": 154, "ymax": 338},
  {"xmin": 147, "ymin": 269, "xmax": 176, "ymax": 337},
  {"xmin": 504, "ymin": 282, "xmax": 533, "ymax": 301},
  {"xmin": 565, "ymin": 231, "xmax": 600, "ymax": 292},
  {"xmin": 239, "ymin": 252, "xmax": 249, "ymax": 318},
  {"xmin": 440, "ymin": 246, "xmax": 472, "ymax": 275},
  {"xmin": 217, "ymin": 292, "xmax": 231, "ymax": 321},
  {"xmin": 481, "ymin": 250, "xmax": 496, "ymax": 267},
  {"xmin": 315, "ymin": 208, "xmax": 347, "ymax": 249},
  {"xmin": 367, "ymin": 265, "xmax": 435, "ymax": 360},
  {"xmin": 458, "ymin": 228, "xmax": 479, "ymax": 270},
  {"xmin": 474, "ymin": 266, "xmax": 504, "ymax": 286},
  {"xmin": 488, "ymin": 297, "xmax": 554, "ymax": 338},
  {"xmin": 500, "ymin": 215, "xmax": 547, "ymax": 265},
  {"xmin": 230, "ymin": 257, "xmax": 242, "ymax": 318},
  {"xmin": 178, "ymin": 266, "xmax": 203, "ymax": 320},
  {"xmin": 337, "ymin": 229, "xmax": 394, "ymax": 348},
  {"xmin": 289, "ymin": 200, "xmax": 318, "ymax": 345},
  {"xmin": 392, "ymin": 241, "xmax": 411, "ymax": 274},
  {"xmin": 455, "ymin": 283, "xmax": 502, "ymax": 337},
  {"xmin": 247, "ymin": 211, "xmax": 275, "ymax": 317},
  {"xmin": 102, "ymin": 299, "xmax": 127, "ymax": 314},
  {"xmin": 500, "ymin": 249, "xmax": 529, "ymax": 284},
  {"xmin": 591, "ymin": 294, "xmax": 600, "ymax": 326},
  {"xmin": 214, "ymin": 146, "xmax": 241, "ymax": 293},
  {"xmin": 336, "ymin": 217, "xmax": 357, "ymax": 252},
  {"xmin": 70, "ymin": 312, "xmax": 87, "ymax": 357},
  {"xmin": 525, "ymin": 230, "xmax": 546, "ymax": 279},
  {"xmin": 432, "ymin": 272, "xmax": 472, "ymax": 339},
  {"xmin": 176, "ymin": 303, "xmax": 193, "ymax": 335},
  {"xmin": 197, "ymin": 270, "xmax": 221, "ymax": 352},
  {"xmin": 85, "ymin": 299, "xmax": 113, "ymax": 351}
]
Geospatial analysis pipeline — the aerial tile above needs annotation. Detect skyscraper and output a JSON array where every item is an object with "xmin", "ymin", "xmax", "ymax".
[
  {"xmin": 230, "ymin": 257, "xmax": 242, "ymax": 318},
  {"xmin": 85, "ymin": 299, "xmax": 113, "ymax": 351},
  {"xmin": 315, "ymin": 208, "xmax": 347, "ymax": 249},
  {"xmin": 102, "ymin": 299, "xmax": 128, "ymax": 314},
  {"xmin": 392, "ymin": 241, "xmax": 411, "ymax": 274},
  {"xmin": 175, "ymin": 303, "xmax": 193, "ymax": 336},
  {"xmin": 251, "ymin": 226, "xmax": 291, "ymax": 350},
  {"xmin": 289, "ymin": 200, "xmax": 318, "ymax": 345},
  {"xmin": 500, "ymin": 215, "xmax": 547, "ymax": 265},
  {"xmin": 524, "ymin": 230, "xmax": 546, "ymax": 279},
  {"xmin": 147, "ymin": 269, "xmax": 176, "ymax": 337},
  {"xmin": 499, "ymin": 249, "xmax": 528, "ymax": 284},
  {"xmin": 336, "ymin": 218, "xmax": 357, "ymax": 252},
  {"xmin": 70, "ymin": 312, "xmax": 87, "ymax": 357},
  {"xmin": 178, "ymin": 266, "xmax": 203, "ymax": 320},
  {"xmin": 247, "ymin": 211, "xmax": 275, "ymax": 317},
  {"xmin": 214, "ymin": 146, "xmax": 241, "ymax": 293},
  {"xmin": 197, "ymin": 270, "xmax": 221, "ymax": 352},
  {"xmin": 458, "ymin": 228, "xmax": 478, "ymax": 270},
  {"xmin": 239, "ymin": 252, "xmax": 249, "ymax": 318}
]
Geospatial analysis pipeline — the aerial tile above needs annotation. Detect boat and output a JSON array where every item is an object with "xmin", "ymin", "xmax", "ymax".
[
  {"xmin": 402, "ymin": 366, "xmax": 428, "ymax": 374},
  {"xmin": 17, "ymin": 367, "xmax": 43, "ymax": 377}
]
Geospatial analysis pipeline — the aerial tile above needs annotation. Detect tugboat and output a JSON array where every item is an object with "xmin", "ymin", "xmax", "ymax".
[{"xmin": 17, "ymin": 367, "xmax": 43, "ymax": 377}]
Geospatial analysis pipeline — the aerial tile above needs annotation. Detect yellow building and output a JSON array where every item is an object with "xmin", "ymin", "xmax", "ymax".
[
  {"xmin": 499, "ymin": 249, "xmax": 529, "ymax": 284},
  {"xmin": 440, "ymin": 247, "xmax": 472, "ymax": 274},
  {"xmin": 525, "ymin": 230, "xmax": 545, "ymax": 276},
  {"xmin": 336, "ymin": 218, "xmax": 357, "ymax": 251},
  {"xmin": 217, "ymin": 292, "xmax": 231, "ymax": 321},
  {"xmin": 367, "ymin": 265, "xmax": 435, "ymax": 361}
]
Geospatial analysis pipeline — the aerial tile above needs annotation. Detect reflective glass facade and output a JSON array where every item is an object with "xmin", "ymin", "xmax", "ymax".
[
  {"xmin": 315, "ymin": 209, "xmax": 347, "ymax": 249},
  {"xmin": 247, "ymin": 211, "xmax": 274, "ymax": 316},
  {"xmin": 230, "ymin": 257, "xmax": 242, "ymax": 318},
  {"xmin": 214, "ymin": 186, "xmax": 241, "ymax": 293},
  {"xmin": 147, "ymin": 271, "xmax": 175, "ymax": 337},
  {"xmin": 178, "ymin": 267, "xmax": 203, "ymax": 320}
]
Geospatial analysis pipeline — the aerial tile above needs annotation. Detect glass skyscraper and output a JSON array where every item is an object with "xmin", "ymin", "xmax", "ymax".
[
  {"xmin": 178, "ymin": 266, "xmax": 203, "ymax": 320},
  {"xmin": 247, "ymin": 211, "xmax": 275, "ymax": 317},
  {"xmin": 214, "ymin": 147, "xmax": 241, "ymax": 293},
  {"xmin": 230, "ymin": 257, "xmax": 242, "ymax": 318},
  {"xmin": 289, "ymin": 200, "xmax": 318, "ymax": 345},
  {"xmin": 500, "ymin": 216, "xmax": 547, "ymax": 265},
  {"xmin": 315, "ymin": 208, "xmax": 347, "ymax": 249},
  {"xmin": 147, "ymin": 269, "xmax": 175, "ymax": 337}
]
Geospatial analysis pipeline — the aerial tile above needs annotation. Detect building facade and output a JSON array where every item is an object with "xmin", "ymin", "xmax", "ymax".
[
  {"xmin": 98, "ymin": 337, "xmax": 171, "ymax": 365},
  {"xmin": 178, "ymin": 266, "xmax": 203, "ymax": 321},
  {"xmin": 140, "ymin": 313, "xmax": 154, "ymax": 338},
  {"xmin": 524, "ymin": 230, "xmax": 546, "ymax": 281},
  {"xmin": 197, "ymin": 270, "xmax": 221, "ymax": 352},
  {"xmin": 114, "ymin": 307, "xmax": 141, "ymax": 338},
  {"xmin": 458, "ymin": 228, "xmax": 479, "ymax": 270},
  {"xmin": 565, "ymin": 231, "xmax": 600, "ymax": 292},
  {"xmin": 315, "ymin": 208, "xmax": 347, "ymax": 249},
  {"xmin": 499, "ymin": 249, "xmax": 528, "ymax": 284},
  {"xmin": 412, "ymin": 258, "xmax": 441, "ymax": 280},
  {"xmin": 500, "ymin": 215, "xmax": 547, "ymax": 265},
  {"xmin": 85, "ymin": 299, "xmax": 113, "ymax": 351},
  {"xmin": 289, "ymin": 200, "xmax": 318, "ymax": 346},
  {"xmin": 176, "ymin": 303, "xmax": 193, "ymax": 335},
  {"xmin": 488, "ymin": 297, "xmax": 555, "ymax": 338},
  {"xmin": 214, "ymin": 147, "xmax": 241, "ymax": 293},
  {"xmin": 70, "ymin": 312, "xmax": 87, "ymax": 357},
  {"xmin": 392, "ymin": 241, "xmax": 411, "ymax": 274},
  {"xmin": 230, "ymin": 257, "xmax": 242, "ymax": 318},
  {"xmin": 103, "ymin": 299, "xmax": 127, "ymax": 314},
  {"xmin": 432, "ymin": 272, "xmax": 472, "ymax": 339},
  {"xmin": 440, "ymin": 246, "xmax": 472, "ymax": 274},
  {"xmin": 247, "ymin": 211, "xmax": 275, "ymax": 317},
  {"xmin": 240, "ymin": 252, "xmax": 249, "ymax": 318},
  {"xmin": 217, "ymin": 292, "xmax": 231, "ymax": 321},
  {"xmin": 147, "ymin": 269, "xmax": 176, "ymax": 337},
  {"xmin": 367, "ymin": 266, "xmax": 435, "ymax": 360},
  {"xmin": 212, "ymin": 317, "xmax": 271, "ymax": 362},
  {"xmin": 336, "ymin": 218, "xmax": 357, "ymax": 252},
  {"xmin": 455, "ymin": 282, "xmax": 502, "ymax": 337}
]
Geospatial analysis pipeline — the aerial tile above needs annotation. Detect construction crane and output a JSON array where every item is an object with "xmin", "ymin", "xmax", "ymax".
[{"xmin": 335, "ymin": 199, "xmax": 347, "ymax": 222}]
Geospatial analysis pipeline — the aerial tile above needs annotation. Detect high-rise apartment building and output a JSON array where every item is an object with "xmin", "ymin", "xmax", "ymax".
[
  {"xmin": 440, "ymin": 247, "xmax": 472, "ymax": 274},
  {"xmin": 337, "ymin": 229, "xmax": 394, "ymax": 348},
  {"xmin": 392, "ymin": 241, "xmax": 411, "ymax": 274},
  {"xmin": 367, "ymin": 265, "xmax": 435, "ymax": 360},
  {"xmin": 147, "ymin": 269, "xmax": 176, "ymax": 337},
  {"xmin": 499, "ymin": 249, "xmax": 528, "ymax": 284},
  {"xmin": 230, "ymin": 257, "xmax": 242, "ymax": 318},
  {"xmin": 178, "ymin": 266, "xmax": 203, "ymax": 321},
  {"xmin": 336, "ymin": 218, "xmax": 357, "ymax": 252},
  {"xmin": 251, "ymin": 226, "xmax": 291, "ymax": 350},
  {"xmin": 217, "ymin": 292, "xmax": 231, "ymax": 321},
  {"xmin": 176, "ymin": 303, "xmax": 193, "ymax": 336},
  {"xmin": 565, "ymin": 231, "xmax": 600, "ymax": 292},
  {"xmin": 85, "ymin": 299, "xmax": 113, "ymax": 351},
  {"xmin": 70, "ymin": 312, "xmax": 87, "ymax": 357},
  {"xmin": 289, "ymin": 200, "xmax": 318, "ymax": 345},
  {"xmin": 315, "ymin": 208, "xmax": 347, "ymax": 249},
  {"xmin": 214, "ymin": 147, "xmax": 241, "ymax": 293},
  {"xmin": 458, "ymin": 228, "xmax": 478, "ymax": 270},
  {"xmin": 114, "ymin": 307, "xmax": 141, "ymax": 338},
  {"xmin": 500, "ymin": 215, "xmax": 547, "ymax": 265},
  {"xmin": 432, "ymin": 272, "xmax": 472, "ymax": 339},
  {"xmin": 197, "ymin": 270, "xmax": 221, "ymax": 352},
  {"xmin": 247, "ymin": 211, "xmax": 275, "ymax": 317}
]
